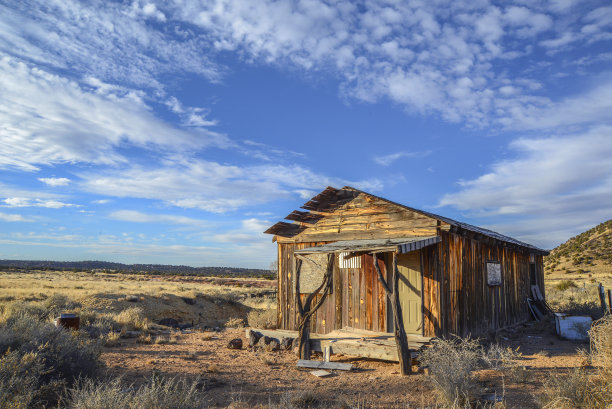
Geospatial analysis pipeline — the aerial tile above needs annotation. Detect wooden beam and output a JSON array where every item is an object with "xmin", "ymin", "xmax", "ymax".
[{"xmin": 297, "ymin": 360, "xmax": 353, "ymax": 371}]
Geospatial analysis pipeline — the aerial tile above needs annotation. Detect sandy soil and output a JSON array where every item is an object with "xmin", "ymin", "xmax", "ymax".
[{"xmin": 101, "ymin": 320, "xmax": 588, "ymax": 408}]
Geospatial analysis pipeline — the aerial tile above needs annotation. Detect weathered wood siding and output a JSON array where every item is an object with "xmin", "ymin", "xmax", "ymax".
[
  {"xmin": 275, "ymin": 191, "xmax": 545, "ymax": 338},
  {"xmin": 278, "ymin": 242, "xmax": 389, "ymax": 334},
  {"xmin": 421, "ymin": 231, "xmax": 544, "ymax": 337}
]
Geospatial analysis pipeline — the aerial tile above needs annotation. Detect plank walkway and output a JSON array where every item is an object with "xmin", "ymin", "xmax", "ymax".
[{"xmin": 247, "ymin": 327, "xmax": 432, "ymax": 362}]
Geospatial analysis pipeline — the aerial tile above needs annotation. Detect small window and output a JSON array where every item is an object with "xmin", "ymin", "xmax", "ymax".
[
  {"xmin": 486, "ymin": 261, "xmax": 502, "ymax": 286},
  {"xmin": 339, "ymin": 252, "xmax": 361, "ymax": 268}
]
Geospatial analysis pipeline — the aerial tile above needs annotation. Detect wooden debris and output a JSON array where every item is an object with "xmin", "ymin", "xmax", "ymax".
[{"xmin": 297, "ymin": 359, "xmax": 353, "ymax": 371}]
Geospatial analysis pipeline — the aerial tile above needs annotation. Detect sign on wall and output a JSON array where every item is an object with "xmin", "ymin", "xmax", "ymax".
[
  {"xmin": 295, "ymin": 253, "xmax": 330, "ymax": 294},
  {"xmin": 486, "ymin": 261, "xmax": 502, "ymax": 286}
]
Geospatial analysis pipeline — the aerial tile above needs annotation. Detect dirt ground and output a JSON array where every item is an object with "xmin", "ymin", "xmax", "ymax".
[{"xmin": 101, "ymin": 320, "xmax": 587, "ymax": 408}]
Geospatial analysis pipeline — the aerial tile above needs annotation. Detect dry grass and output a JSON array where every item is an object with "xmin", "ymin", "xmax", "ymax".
[
  {"xmin": 540, "ymin": 315, "xmax": 612, "ymax": 409},
  {"xmin": 0, "ymin": 270, "xmax": 270, "ymax": 331},
  {"xmin": 247, "ymin": 308, "xmax": 277, "ymax": 329},
  {"xmin": 224, "ymin": 317, "xmax": 245, "ymax": 328}
]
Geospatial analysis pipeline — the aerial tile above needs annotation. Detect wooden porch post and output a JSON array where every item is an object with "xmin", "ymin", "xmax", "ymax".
[
  {"xmin": 373, "ymin": 252, "xmax": 412, "ymax": 375},
  {"xmin": 295, "ymin": 253, "xmax": 335, "ymax": 360}
]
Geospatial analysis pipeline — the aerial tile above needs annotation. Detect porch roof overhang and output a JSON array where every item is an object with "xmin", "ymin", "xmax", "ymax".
[{"xmin": 293, "ymin": 236, "xmax": 441, "ymax": 257}]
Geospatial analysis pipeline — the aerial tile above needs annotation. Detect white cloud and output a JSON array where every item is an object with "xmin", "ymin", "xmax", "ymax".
[
  {"xmin": 0, "ymin": 57, "xmax": 230, "ymax": 171},
  {"xmin": 438, "ymin": 125, "xmax": 612, "ymax": 247},
  {"xmin": 0, "ymin": 212, "xmax": 32, "ymax": 222},
  {"xmin": 109, "ymin": 210, "xmax": 206, "ymax": 226},
  {"xmin": 38, "ymin": 177, "xmax": 71, "ymax": 186},
  {"xmin": 2, "ymin": 197, "xmax": 78, "ymax": 209},
  {"xmin": 497, "ymin": 78, "xmax": 612, "ymax": 130},
  {"xmin": 163, "ymin": 0, "xmax": 606, "ymax": 128},
  {"xmin": 0, "ymin": 0, "xmax": 220, "ymax": 90},
  {"xmin": 81, "ymin": 159, "xmax": 382, "ymax": 213},
  {"xmin": 92, "ymin": 199, "xmax": 111, "ymax": 204}
]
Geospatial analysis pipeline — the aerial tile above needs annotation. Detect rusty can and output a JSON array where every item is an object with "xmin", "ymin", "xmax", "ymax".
[{"xmin": 55, "ymin": 313, "xmax": 80, "ymax": 330}]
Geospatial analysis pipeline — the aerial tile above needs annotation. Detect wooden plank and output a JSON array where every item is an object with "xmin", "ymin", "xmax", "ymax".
[
  {"xmin": 298, "ymin": 360, "xmax": 353, "ymax": 371},
  {"xmin": 310, "ymin": 370, "xmax": 333, "ymax": 377}
]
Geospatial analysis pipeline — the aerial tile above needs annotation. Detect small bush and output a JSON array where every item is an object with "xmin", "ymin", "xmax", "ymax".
[
  {"xmin": 66, "ymin": 376, "xmax": 207, "ymax": 409},
  {"xmin": 104, "ymin": 331, "xmax": 121, "ymax": 347},
  {"xmin": 555, "ymin": 280, "xmax": 577, "ymax": 291},
  {"xmin": 44, "ymin": 294, "xmax": 81, "ymax": 317},
  {"xmin": 419, "ymin": 337, "xmax": 483, "ymax": 406},
  {"xmin": 0, "ymin": 311, "xmax": 101, "ymax": 407},
  {"xmin": 247, "ymin": 308, "xmax": 277, "ymax": 329},
  {"xmin": 225, "ymin": 317, "xmax": 245, "ymax": 328},
  {"xmin": 114, "ymin": 307, "xmax": 149, "ymax": 330},
  {"xmin": 0, "ymin": 350, "xmax": 43, "ymax": 409}
]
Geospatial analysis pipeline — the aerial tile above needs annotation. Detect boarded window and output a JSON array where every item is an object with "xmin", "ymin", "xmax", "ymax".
[
  {"xmin": 486, "ymin": 261, "xmax": 502, "ymax": 286},
  {"xmin": 339, "ymin": 251, "xmax": 361, "ymax": 268},
  {"xmin": 295, "ymin": 253, "xmax": 330, "ymax": 294}
]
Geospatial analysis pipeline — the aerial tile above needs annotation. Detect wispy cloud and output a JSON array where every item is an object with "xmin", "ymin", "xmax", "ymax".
[
  {"xmin": 167, "ymin": 0, "xmax": 607, "ymax": 128},
  {"xmin": 2, "ymin": 197, "xmax": 78, "ymax": 209},
  {"xmin": 38, "ymin": 177, "xmax": 71, "ymax": 186},
  {"xmin": 0, "ymin": 212, "xmax": 32, "ymax": 222},
  {"xmin": 374, "ymin": 151, "xmax": 432, "ymax": 166},
  {"xmin": 438, "ymin": 125, "xmax": 612, "ymax": 247},
  {"xmin": 81, "ymin": 159, "xmax": 382, "ymax": 213},
  {"xmin": 0, "ymin": 0, "xmax": 221, "ymax": 90},
  {"xmin": 109, "ymin": 210, "xmax": 207, "ymax": 226},
  {"xmin": 0, "ymin": 57, "xmax": 230, "ymax": 171}
]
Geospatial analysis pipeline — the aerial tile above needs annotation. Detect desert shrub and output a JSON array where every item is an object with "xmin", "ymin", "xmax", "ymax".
[
  {"xmin": 224, "ymin": 317, "xmax": 245, "ymax": 328},
  {"xmin": 0, "ymin": 350, "xmax": 43, "ymax": 409},
  {"xmin": 419, "ymin": 337, "xmax": 483, "ymax": 406},
  {"xmin": 555, "ymin": 280, "xmax": 577, "ymax": 291},
  {"xmin": 0, "ymin": 301, "xmax": 47, "ymax": 322},
  {"xmin": 247, "ymin": 308, "xmax": 277, "ymax": 329},
  {"xmin": 44, "ymin": 294, "xmax": 81, "ymax": 317},
  {"xmin": 113, "ymin": 306, "xmax": 149, "ymax": 330},
  {"xmin": 66, "ymin": 376, "xmax": 206, "ymax": 409},
  {"xmin": 0, "ymin": 311, "xmax": 101, "ymax": 407},
  {"xmin": 540, "ymin": 316, "xmax": 612, "ymax": 408},
  {"xmin": 104, "ymin": 331, "xmax": 121, "ymax": 347}
]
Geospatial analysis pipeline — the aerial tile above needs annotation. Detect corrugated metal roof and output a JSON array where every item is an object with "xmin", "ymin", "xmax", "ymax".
[
  {"xmin": 339, "ymin": 186, "xmax": 548, "ymax": 254},
  {"xmin": 294, "ymin": 236, "xmax": 441, "ymax": 255}
]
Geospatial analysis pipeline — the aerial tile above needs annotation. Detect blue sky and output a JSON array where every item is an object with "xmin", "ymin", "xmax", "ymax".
[{"xmin": 0, "ymin": 0, "xmax": 611, "ymax": 268}]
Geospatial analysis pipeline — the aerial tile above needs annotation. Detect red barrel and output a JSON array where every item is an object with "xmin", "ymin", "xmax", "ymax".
[{"xmin": 55, "ymin": 313, "xmax": 80, "ymax": 330}]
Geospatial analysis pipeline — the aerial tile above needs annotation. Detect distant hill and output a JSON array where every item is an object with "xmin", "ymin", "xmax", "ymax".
[
  {"xmin": 0, "ymin": 259, "xmax": 273, "ymax": 278},
  {"xmin": 544, "ymin": 219, "xmax": 612, "ymax": 284}
]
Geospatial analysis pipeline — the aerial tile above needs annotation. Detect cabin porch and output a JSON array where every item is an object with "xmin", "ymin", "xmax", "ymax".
[{"xmin": 246, "ymin": 326, "xmax": 432, "ymax": 362}]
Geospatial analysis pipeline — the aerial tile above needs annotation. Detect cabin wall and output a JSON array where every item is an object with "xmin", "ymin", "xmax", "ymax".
[
  {"xmin": 422, "ymin": 231, "xmax": 543, "ymax": 337},
  {"xmin": 277, "ymin": 242, "xmax": 389, "ymax": 334},
  {"xmin": 277, "ymin": 235, "xmax": 544, "ymax": 338}
]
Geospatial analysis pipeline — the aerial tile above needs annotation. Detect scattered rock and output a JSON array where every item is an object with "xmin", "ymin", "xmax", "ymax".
[
  {"xmin": 125, "ymin": 295, "xmax": 139, "ymax": 302},
  {"xmin": 158, "ymin": 318, "xmax": 179, "ymax": 328},
  {"xmin": 280, "ymin": 337, "xmax": 294, "ymax": 351},
  {"xmin": 247, "ymin": 329, "xmax": 263, "ymax": 348},
  {"xmin": 227, "ymin": 338, "xmax": 243, "ymax": 349},
  {"xmin": 265, "ymin": 339, "xmax": 280, "ymax": 352},
  {"xmin": 181, "ymin": 297, "xmax": 196, "ymax": 305},
  {"xmin": 179, "ymin": 323, "xmax": 193, "ymax": 330}
]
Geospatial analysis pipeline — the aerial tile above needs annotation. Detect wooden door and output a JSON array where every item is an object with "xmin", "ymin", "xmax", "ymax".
[{"xmin": 397, "ymin": 251, "xmax": 423, "ymax": 334}]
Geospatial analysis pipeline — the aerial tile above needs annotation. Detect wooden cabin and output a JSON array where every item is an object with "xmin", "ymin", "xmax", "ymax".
[{"xmin": 265, "ymin": 186, "xmax": 549, "ymax": 338}]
